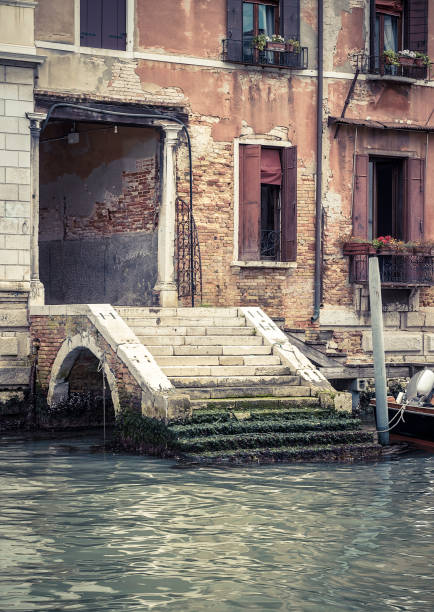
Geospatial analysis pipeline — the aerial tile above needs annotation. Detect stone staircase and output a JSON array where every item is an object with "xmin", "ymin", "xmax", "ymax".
[
  {"xmin": 116, "ymin": 306, "xmax": 312, "ymax": 401},
  {"xmin": 115, "ymin": 306, "xmax": 381, "ymax": 463}
]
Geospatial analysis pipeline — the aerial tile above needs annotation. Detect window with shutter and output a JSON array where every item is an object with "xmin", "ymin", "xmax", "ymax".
[
  {"xmin": 239, "ymin": 144, "xmax": 297, "ymax": 262},
  {"xmin": 81, "ymin": 0, "xmax": 126, "ymax": 50},
  {"xmin": 226, "ymin": 0, "xmax": 300, "ymax": 65},
  {"xmin": 352, "ymin": 154, "xmax": 425, "ymax": 242}
]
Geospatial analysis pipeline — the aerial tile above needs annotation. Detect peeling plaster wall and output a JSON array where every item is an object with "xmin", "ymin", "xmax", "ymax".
[
  {"xmin": 31, "ymin": 0, "xmax": 434, "ymax": 359},
  {"xmin": 35, "ymin": 0, "xmax": 74, "ymax": 44},
  {"xmin": 39, "ymin": 125, "xmax": 159, "ymax": 306}
]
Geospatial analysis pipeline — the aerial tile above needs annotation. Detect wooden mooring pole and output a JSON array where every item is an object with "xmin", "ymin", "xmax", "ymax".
[{"xmin": 368, "ymin": 256, "xmax": 390, "ymax": 445}]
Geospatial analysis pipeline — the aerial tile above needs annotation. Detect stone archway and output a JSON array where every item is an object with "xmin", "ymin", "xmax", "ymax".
[{"xmin": 47, "ymin": 333, "xmax": 121, "ymax": 413}]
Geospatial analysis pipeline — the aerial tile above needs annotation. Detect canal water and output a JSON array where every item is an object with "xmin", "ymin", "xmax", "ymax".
[{"xmin": 1, "ymin": 438, "xmax": 434, "ymax": 611}]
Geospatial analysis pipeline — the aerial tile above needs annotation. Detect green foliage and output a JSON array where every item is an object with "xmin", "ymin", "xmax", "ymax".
[
  {"xmin": 181, "ymin": 407, "xmax": 333, "ymax": 425},
  {"xmin": 114, "ymin": 410, "xmax": 179, "ymax": 454},
  {"xmin": 179, "ymin": 430, "xmax": 374, "ymax": 454},
  {"xmin": 172, "ymin": 418, "xmax": 360, "ymax": 439},
  {"xmin": 383, "ymin": 49, "xmax": 399, "ymax": 65},
  {"xmin": 196, "ymin": 442, "xmax": 380, "ymax": 462},
  {"xmin": 415, "ymin": 52, "xmax": 431, "ymax": 65}
]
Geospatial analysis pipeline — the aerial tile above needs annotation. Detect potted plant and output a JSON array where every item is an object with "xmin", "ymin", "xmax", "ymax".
[
  {"xmin": 266, "ymin": 34, "xmax": 286, "ymax": 52},
  {"xmin": 286, "ymin": 38, "xmax": 301, "ymax": 53},
  {"xmin": 397, "ymin": 49, "xmax": 417, "ymax": 65},
  {"xmin": 415, "ymin": 52, "xmax": 430, "ymax": 67},
  {"xmin": 252, "ymin": 34, "xmax": 268, "ymax": 52},
  {"xmin": 383, "ymin": 49, "xmax": 399, "ymax": 66}
]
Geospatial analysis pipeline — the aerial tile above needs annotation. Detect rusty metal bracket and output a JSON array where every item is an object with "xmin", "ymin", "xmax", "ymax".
[{"xmin": 334, "ymin": 68, "xmax": 360, "ymax": 139}]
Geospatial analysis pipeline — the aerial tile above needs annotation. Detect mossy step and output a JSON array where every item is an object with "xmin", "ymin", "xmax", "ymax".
[
  {"xmin": 179, "ymin": 408, "xmax": 334, "ymax": 425},
  {"xmin": 178, "ymin": 429, "xmax": 375, "ymax": 454},
  {"xmin": 171, "ymin": 417, "xmax": 361, "ymax": 439},
  {"xmin": 191, "ymin": 396, "xmax": 320, "ymax": 411},
  {"xmin": 179, "ymin": 442, "xmax": 382, "ymax": 464}
]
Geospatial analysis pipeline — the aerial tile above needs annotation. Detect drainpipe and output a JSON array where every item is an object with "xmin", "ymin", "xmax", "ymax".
[{"xmin": 312, "ymin": 0, "xmax": 323, "ymax": 323}]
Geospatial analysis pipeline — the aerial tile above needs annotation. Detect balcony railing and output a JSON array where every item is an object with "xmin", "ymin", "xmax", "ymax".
[
  {"xmin": 354, "ymin": 53, "xmax": 431, "ymax": 81},
  {"xmin": 348, "ymin": 253, "xmax": 434, "ymax": 286},
  {"xmin": 222, "ymin": 39, "xmax": 308, "ymax": 70}
]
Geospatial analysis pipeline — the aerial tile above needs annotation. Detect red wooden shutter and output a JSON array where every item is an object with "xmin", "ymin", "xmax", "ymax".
[
  {"xmin": 227, "ymin": 0, "xmax": 243, "ymax": 62},
  {"xmin": 406, "ymin": 0, "xmax": 428, "ymax": 52},
  {"xmin": 281, "ymin": 0, "xmax": 300, "ymax": 40},
  {"xmin": 102, "ymin": 0, "xmax": 126, "ymax": 51},
  {"xmin": 406, "ymin": 158, "xmax": 424, "ymax": 241},
  {"xmin": 80, "ymin": 0, "xmax": 102, "ymax": 48},
  {"xmin": 353, "ymin": 154, "xmax": 369, "ymax": 239},
  {"xmin": 281, "ymin": 146, "xmax": 297, "ymax": 261},
  {"xmin": 239, "ymin": 145, "xmax": 261, "ymax": 261}
]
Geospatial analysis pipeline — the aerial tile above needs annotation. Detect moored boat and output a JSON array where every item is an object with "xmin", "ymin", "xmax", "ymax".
[{"xmin": 371, "ymin": 369, "xmax": 434, "ymax": 442}]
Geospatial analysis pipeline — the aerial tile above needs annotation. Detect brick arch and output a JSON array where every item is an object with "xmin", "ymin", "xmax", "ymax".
[{"xmin": 47, "ymin": 333, "xmax": 121, "ymax": 414}]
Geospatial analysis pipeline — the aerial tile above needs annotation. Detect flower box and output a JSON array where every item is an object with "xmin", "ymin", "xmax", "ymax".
[
  {"xmin": 342, "ymin": 242, "xmax": 377, "ymax": 255},
  {"xmin": 266, "ymin": 41, "xmax": 286, "ymax": 52},
  {"xmin": 399, "ymin": 56, "xmax": 416, "ymax": 66}
]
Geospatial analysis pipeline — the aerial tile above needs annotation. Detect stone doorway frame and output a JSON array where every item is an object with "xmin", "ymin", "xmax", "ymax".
[{"xmin": 29, "ymin": 98, "xmax": 188, "ymax": 308}]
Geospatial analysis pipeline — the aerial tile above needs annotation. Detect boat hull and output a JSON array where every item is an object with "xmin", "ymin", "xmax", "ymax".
[{"xmin": 388, "ymin": 405, "xmax": 434, "ymax": 442}]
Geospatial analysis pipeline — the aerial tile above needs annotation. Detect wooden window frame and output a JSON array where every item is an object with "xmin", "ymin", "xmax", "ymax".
[
  {"xmin": 243, "ymin": 0, "xmax": 280, "ymax": 39},
  {"xmin": 235, "ymin": 140, "xmax": 297, "ymax": 265}
]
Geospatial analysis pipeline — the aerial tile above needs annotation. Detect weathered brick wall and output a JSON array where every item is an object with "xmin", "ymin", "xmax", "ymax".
[
  {"xmin": 30, "ymin": 315, "xmax": 142, "ymax": 412},
  {"xmin": 176, "ymin": 119, "xmax": 319, "ymax": 328}
]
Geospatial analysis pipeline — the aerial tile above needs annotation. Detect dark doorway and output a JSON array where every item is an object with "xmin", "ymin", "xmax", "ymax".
[{"xmin": 369, "ymin": 157, "xmax": 404, "ymax": 239}]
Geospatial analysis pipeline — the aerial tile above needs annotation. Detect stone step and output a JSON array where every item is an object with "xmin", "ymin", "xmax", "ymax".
[
  {"xmin": 122, "ymin": 317, "xmax": 247, "ymax": 328},
  {"xmin": 147, "ymin": 345, "xmax": 273, "ymax": 357},
  {"xmin": 156, "ymin": 355, "xmax": 281, "ymax": 367},
  {"xmin": 138, "ymin": 335, "xmax": 264, "ymax": 346},
  {"xmin": 117, "ymin": 307, "xmax": 239, "ymax": 318},
  {"xmin": 176, "ymin": 385, "xmax": 310, "ymax": 400},
  {"xmin": 173, "ymin": 417, "xmax": 360, "ymax": 439},
  {"xmin": 179, "ymin": 443, "xmax": 382, "ymax": 464},
  {"xmin": 190, "ymin": 396, "xmax": 320, "ymax": 411},
  {"xmin": 178, "ymin": 430, "xmax": 376, "ymax": 454},
  {"xmin": 131, "ymin": 326, "xmax": 255, "ymax": 337},
  {"xmin": 163, "ymin": 365, "xmax": 290, "ymax": 377}
]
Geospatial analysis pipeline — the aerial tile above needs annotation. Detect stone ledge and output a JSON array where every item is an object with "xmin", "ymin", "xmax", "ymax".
[{"xmin": 231, "ymin": 260, "xmax": 297, "ymax": 269}]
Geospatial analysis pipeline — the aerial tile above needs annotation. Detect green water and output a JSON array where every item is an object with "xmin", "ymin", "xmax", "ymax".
[{"xmin": 0, "ymin": 437, "xmax": 433, "ymax": 611}]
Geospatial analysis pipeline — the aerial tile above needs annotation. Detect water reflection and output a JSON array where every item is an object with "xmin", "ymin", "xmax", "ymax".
[{"xmin": 0, "ymin": 438, "xmax": 433, "ymax": 611}]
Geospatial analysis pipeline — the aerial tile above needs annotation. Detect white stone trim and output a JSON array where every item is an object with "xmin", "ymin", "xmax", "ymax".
[
  {"xmin": 0, "ymin": 0, "xmax": 36, "ymax": 7},
  {"xmin": 0, "ymin": 43, "xmax": 36, "ymax": 55},
  {"xmin": 231, "ymin": 261, "xmax": 297, "ymax": 269},
  {"xmin": 29, "ymin": 43, "xmax": 434, "ymax": 87},
  {"xmin": 233, "ymin": 137, "xmax": 295, "ymax": 266},
  {"xmin": 241, "ymin": 307, "xmax": 330, "ymax": 388}
]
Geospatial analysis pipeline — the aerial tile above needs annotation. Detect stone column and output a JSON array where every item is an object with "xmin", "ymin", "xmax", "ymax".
[
  {"xmin": 154, "ymin": 122, "xmax": 182, "ymax": 307},
  {"xmin": 27, "ymin": 112, "xmax": 46, "ymax": 305}
]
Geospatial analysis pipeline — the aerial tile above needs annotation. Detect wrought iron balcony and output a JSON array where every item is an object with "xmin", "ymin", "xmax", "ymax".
[
  {"xmin": 222, "ymin": 39, "xmax": 308, "ymax": 70},
  {"xmin": 354, "ymin": 53, "xmax": 431, "ymax": 81},
  {"xmin": 348, "ymin": 253, "xmax": 434, "ymax": 286}
]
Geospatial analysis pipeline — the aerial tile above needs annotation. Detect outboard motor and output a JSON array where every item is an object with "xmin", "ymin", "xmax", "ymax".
[{"xmin": 397, "ymin": 369, "xmax": 434, "ymax": 407}]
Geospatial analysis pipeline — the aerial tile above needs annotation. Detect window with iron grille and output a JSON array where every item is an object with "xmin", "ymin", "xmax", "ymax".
[{"xmin": 239, "ymin": 144, "xmax": 297, "ymax": 262}]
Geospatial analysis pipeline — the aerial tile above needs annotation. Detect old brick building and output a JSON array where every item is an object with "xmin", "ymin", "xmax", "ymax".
[{"xmin": 1, "ymin": 0, "xmax": 434, "ymax": 401}]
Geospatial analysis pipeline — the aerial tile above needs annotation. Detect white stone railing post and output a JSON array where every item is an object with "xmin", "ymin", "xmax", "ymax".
[
  {"xmin": 154, "ymin": 122, "xmax": 182, "ymax": 307},
  {"xmin": 27, "ymin": 112, "xmax": 46, "ymax": 305}
]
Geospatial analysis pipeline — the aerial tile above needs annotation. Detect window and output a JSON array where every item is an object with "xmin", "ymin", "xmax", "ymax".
[
  {"xmin": 242, "ymin": 1, "xmax": 279, "ymax": 63},
  {"xmin": 371, "ymin": 1, "xmax": 428, "ymax": 67},
  {"xmin": 353, "ymin": 154, "xmax": 424, "ymax": 243},
  {"xmin": 375, "ymin": 0, "xmax": 403, "ymax": 61},
  {"xmin": 239, "ymin": 144, "xmax": 297, "ymax": 262},
  {"xmin": 226, "ymin": 0, "xmax": 300, "ymax": 64},
  {"xmin": 80, "ymin": 0, "xmax": 126, "ymax": 50}
]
